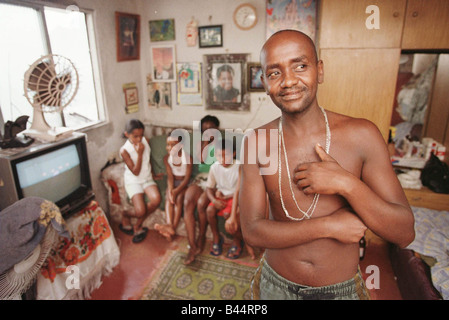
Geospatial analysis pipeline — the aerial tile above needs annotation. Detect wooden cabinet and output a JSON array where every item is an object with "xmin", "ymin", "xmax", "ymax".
[
  {"xmin": 317, "ymin": 48, "xmax": 401, "ymax": 141},
  {"xmin": 402, "ymin": 0, "xmax": 449, "ymax": 50},
  {"xmin": 319, "ymin": 0, "xmax": 407, "ymax": 49},
  {"xmin": 318, "ymin": 0, "xmax": 449, "ymax": 142}
]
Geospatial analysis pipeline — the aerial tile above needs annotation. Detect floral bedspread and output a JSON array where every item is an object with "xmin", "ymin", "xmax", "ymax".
[{"xmin": 407, "ymin": 206, "xmax": 449, "ymax": 300}]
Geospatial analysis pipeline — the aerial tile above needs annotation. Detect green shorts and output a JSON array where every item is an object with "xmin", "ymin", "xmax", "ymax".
[{"xmin": 251, "ymin": 255, "xmax": 370, "ymax": 300}]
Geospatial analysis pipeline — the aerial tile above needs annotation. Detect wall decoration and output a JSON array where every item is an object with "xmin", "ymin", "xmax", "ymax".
[
  {"xmin": 186, "ymin": 18, "xmax": 198, "ymax": 47},
  {"xmin": 115, "ymin": 12, "xmax": 140, "ymax": 62},
  {"xmin": 233, "ymin": 3, "xmax": 258, "ymax": 30},
  {"xmin": 176, "ymin": 62, "xmax": 202, "ymax": 105},
  {"xmin": 198, "ymin": 25, "xmax": 223, "ymax": 48},
  {"xmin": 123, "ymin": 82, "xmax": 139, "ymax": 113},
  {"xmin": 150, "ymin": 45, "xmax": 176, "ymax": 82},
  {"xmin": 247, "ymin": 63, "xmax": 265, "ymax": 92},
  {"xmin": 149, "ymin": 19, "xmax": 175, "ymax": 42},
  {"xmin": 205, "ymin": 54, "xmax": 250, "ymax": 111},
  {"xmin": 147, "ymin": 78, "xmax": 172, "ymax": 109},
  {"xmin": 266, "ymin": 0, "xmax": 317, "ymax": 41}
]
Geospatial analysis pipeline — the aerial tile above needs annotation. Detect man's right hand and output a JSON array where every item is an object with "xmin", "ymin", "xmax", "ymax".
[{"xmin": 325, "ymin": 208, "xmax": 367, "ymax": 244}]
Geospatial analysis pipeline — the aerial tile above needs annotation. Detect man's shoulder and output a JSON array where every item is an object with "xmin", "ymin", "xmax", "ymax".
[
  {"xmin": 328, "ymin": 111, "xmax": 385, "ymax": 151},
  {"xmin": 330, "ymin": 111, "xmax": 379, "ymax": 136}
]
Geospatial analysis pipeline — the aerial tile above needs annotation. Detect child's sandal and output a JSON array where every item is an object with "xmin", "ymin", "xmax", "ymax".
[{"xmin": 209, "ymin": 236, "xmax": 223, "ymax": 256}]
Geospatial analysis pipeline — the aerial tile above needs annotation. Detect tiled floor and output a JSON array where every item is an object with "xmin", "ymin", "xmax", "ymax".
[{"xmin": 89, "ymin": 223, "xmax": 403, "ymax": 300}]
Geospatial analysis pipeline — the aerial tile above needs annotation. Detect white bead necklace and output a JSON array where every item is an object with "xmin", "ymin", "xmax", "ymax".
[{"xmin": 278, "ymin": 106, "xmax": 331, "ymax": 221}]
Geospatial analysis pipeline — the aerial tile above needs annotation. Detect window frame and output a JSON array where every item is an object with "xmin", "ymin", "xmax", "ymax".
[{"xmin": 0, "ymin": 0, "xmax": 107, "ymax": 132}]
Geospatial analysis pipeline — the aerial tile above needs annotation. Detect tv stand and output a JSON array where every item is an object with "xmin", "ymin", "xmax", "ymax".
[{"xmin": 36, "ymin": 201, "xmax": 120, "ymax": 300}]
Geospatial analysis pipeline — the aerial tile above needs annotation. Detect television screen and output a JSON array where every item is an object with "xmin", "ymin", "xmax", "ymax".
[{"xmin": 15, "ymin": 144, "xmax": 82, "ymax": 203}]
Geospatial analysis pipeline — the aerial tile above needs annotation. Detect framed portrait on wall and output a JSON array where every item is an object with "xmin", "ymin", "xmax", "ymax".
[
  {"xmin": 247, "ymin": 63, "xmax": 265, "ymax": 92},
  {"xmin": 115, "ymin": 12, "xmax": 140, "ymax": 62},
  {"xmin": 205, "ymin": 54, "xmax": 250, "ymax": 111},
  {"xmin": 150, "ymin": 45, "xmax": 176, "ymax": 82}
]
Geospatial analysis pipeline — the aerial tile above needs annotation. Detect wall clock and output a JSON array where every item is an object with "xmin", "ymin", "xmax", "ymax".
[{"xmin": 233, "ymin": 3, "xmax": 257, "ymax": 30}]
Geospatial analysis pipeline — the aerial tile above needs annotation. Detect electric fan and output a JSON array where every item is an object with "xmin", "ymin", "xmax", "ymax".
[{"xmin": 22, "ymin": 54, "xmax": 79, "ymax": 142}]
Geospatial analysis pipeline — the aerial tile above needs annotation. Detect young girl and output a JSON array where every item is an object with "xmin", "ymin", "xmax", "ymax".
[
  {"xmin": 120, "ymin": 119, "xmax": 161, "ymax": 243},
  {"xmin": 155, "ymin": 133, "xmax": 193, "ymax": 241},
  {"xmin": 183, "ymin": 115, "xmax": 220, "ymax": 264}
]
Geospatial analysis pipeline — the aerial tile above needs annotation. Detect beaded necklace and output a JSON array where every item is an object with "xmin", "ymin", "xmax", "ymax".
[{"xmin": 278, "ymin": 106, "xmax": 331, "ymax": 221}]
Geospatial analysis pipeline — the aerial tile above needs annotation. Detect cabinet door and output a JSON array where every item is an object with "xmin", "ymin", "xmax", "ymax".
[
  {"xmin": 319, "ymin": 0, "xmax": 406, "ymax": 48},
  {"xmin": 317, "ymin": 48, "xmax": 401, "ymax": 141},
  {"xmin": 424, "ymin": 54, "xmax": 449, "ymax": 143},
  {"xmin": 402, "ymin": 0, "xmax": 449, "ymax": 49}
]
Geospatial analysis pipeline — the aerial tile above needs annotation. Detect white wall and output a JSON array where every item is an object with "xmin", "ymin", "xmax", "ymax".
[
  {"xmin": 141, "ymin": 0, "xmax": 279, "ymax": 130},
  {"xmin": 70, "ymin": 0, "xmax": 280, "ymax": 211}
]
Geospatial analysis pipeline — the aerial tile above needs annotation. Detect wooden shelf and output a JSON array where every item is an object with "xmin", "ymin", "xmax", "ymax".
[{"xmin": 404, "ymin": 186, "xmax": 449, "ymax": 211}]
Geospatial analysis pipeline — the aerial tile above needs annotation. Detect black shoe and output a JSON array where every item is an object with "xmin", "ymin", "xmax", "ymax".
[
  {"xmin": 119, "ymin": 224, "xmax": 134, "ymax": 236},
  {"xmin": 132, "ymin": 227, "xmax": 149, "ymax": 243}
]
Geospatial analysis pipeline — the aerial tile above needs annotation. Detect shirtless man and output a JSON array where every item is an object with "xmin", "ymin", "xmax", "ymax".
[{"xmin": 239, "ymin": 30, "xmax": 415, "ymax": 300}]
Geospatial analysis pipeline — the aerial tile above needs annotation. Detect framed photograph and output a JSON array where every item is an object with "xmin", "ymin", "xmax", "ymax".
[
  {"xmin": 150, "ymin": 45, "xmax": 176, "ymax": 82},
  {"xmin": 123, "ymin": 82, "xmax": 139, "ymax": 113},
  {"xmin": 115, "ymin": 12, "xmax": 140, "ymax": 62},
  {"xmin": 176, "ymin": 62, "xmax": 203, "ymax": 105},
  {"xmin": 147, "ymin": 80, "xmax": 172, "ymax": 109},
  {"xmin": 124, "ymin": 87, "xmax": 138, "ymax": 106},
  {"xmin": 247, "ymin": 63, "xmax": 265, "ymax": 92},
  {"xmin": 198, "ymin": 25, "xmax": 223, "ymax": 48},
  {"xmin": 205, "ymin": 54, "xmax": 250, "ymax": 111},
  {"xmin": 149, "ymin": 19, "xmax": 175, "ymax": 42}
]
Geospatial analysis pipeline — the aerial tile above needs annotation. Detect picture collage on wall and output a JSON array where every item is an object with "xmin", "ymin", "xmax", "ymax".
[{"xmin": 115, "ymin": 1, "xmax": 317, "ymax": 112}]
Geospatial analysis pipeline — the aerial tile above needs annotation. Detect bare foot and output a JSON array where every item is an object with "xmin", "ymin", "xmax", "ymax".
[
  {"xmin": 196, "ymin": 234, "xmax": 206, "ymax": 254},
  {"xmin": 155, "ymin": 223, "xmax": 175, "ymax": 241},
  {"xmin": 183, "ymin": 247, "xmax": 198, "ymax": 265},
  {"xmin": 245, "ymin": 243, "xmax": 257, "ymax": 260}
]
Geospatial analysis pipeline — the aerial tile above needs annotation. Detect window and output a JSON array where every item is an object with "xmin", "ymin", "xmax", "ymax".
[{"xmin": 0, "ymin": 1, "xmax": 105, "ymax": 132}]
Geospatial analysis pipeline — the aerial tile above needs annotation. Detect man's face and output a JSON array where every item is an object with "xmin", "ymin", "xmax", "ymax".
[{"xmin": 260, "ymin": 32, "xmax": 323, "ymax": 114}]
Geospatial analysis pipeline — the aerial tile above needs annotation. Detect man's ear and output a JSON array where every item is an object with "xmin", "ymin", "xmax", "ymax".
[{"xmin": 317, "ymin": 59, "xmax": 324, "ymax": 84}]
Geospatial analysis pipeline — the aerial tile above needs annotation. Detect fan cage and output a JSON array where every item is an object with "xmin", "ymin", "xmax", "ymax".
[{"xmin": 24, "ymin": 54, "xmax": 79, "ymax": 113}]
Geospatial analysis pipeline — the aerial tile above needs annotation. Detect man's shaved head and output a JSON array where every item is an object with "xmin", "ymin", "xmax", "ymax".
[{"xmin": 261, "ymin": 29, "xmax": 318, "ymax": 66}]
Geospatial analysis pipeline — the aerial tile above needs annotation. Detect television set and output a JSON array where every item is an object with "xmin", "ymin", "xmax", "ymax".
[{"xmin": 0, "ymin": 132, "xmax": 95, "ymax": 218}]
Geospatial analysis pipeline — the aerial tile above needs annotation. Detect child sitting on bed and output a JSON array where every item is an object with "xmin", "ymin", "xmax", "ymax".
[
  {"xmin": 206, "ymin": 138, "xmax": 255, "ymax": 259},
  {"xmin": 155, "ymin": 131, "xmax": 193, "ymax": 241}
]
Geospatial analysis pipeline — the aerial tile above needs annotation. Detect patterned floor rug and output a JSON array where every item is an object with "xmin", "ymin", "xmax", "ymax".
[{"xmin": 140, "ymin": 249, "xmax": 258, "ymax": 300}]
